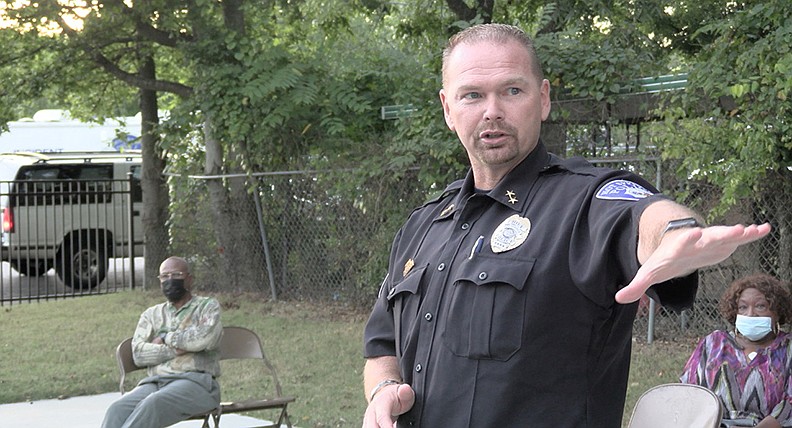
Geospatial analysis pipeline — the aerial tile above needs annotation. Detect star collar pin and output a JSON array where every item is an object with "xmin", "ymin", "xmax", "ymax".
[{"xmin": 506, "ymin": 190, "xmax": 518, "ymax": 204}]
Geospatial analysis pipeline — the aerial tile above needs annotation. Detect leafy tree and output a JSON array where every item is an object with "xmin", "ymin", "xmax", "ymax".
[
  {"xmin": 656, "ymin": 0, "xmax": 792, "ymax": 278},
  {"xmin": 0, "ymin": 0, "xmax": 404, "ymax": 290},
  {"xmin": 0, "ymin": 2, "xmax": 172, "ymax": 286},
  {"xmin": 658, "ymin": 1, "xmax": 791, "ymax": 203},
  {"xmin": 2, "ymin": 0, "xmax": 787, "ymax": 293}
]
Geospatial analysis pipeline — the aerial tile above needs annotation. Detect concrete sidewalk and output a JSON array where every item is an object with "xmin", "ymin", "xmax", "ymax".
[{"xmin": 0, "ymin": 392, "xmax": 280, "ymax": 427}]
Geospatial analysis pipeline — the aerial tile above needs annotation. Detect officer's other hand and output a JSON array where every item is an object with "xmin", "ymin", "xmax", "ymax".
[
  {"xmin": 616, "ymin": 223, "xmax": 772, "ymax": 304},
  {"xmin": 362, "ymin": 383, "xmax": 415, "ymax": 428}
]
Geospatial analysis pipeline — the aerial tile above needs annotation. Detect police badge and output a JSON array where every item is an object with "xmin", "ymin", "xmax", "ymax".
[{"xmin": 491, "ymin": 214, "xmax": 531, "ymax": 253}]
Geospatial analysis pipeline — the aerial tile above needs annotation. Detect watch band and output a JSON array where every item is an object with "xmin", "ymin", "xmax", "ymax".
[
  {"xmin": 662, "ymin": 217, "xmax": 702, "ymax": 235},
  {"xmin": 369, "ymin": 379, "xmax": 402, "ymax": 402}
]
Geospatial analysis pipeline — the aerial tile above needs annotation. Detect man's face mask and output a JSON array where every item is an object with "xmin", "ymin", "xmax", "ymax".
[
  {"xmin": 162, "ymin": 278, "xmax": 187, "ymax": 302},
  {"xmin": 735, "ymin": 314, "xmax": 773, "ymax": 341}
]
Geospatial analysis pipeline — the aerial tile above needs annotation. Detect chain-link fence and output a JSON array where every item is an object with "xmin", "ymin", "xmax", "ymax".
[
  {"xmin": 166, "ymin": 168, "xmax": 427, "ymax": 306},
  {"xmin": 632, "ymin": 165, "xmax": 792, "ymax": 341},
  {"xmin": 166, "ymin": 159, "xmax": 791, "ymax": 341}
]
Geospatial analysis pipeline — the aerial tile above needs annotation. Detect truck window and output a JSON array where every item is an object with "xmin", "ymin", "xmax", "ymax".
[
  {"xmin": 13, "ymin": 164, "xmax": 114, "ymax": 206},
  {"xmin": 130, "ymin": 165, "xmax": 142, "ymax": 203}
]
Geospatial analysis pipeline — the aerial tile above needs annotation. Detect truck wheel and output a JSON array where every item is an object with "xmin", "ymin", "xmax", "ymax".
[
  {"xmin": 10, "ymin": 260, "xmax": 51, "ymax": 276},
  {"xmin": 56, "ymin": 239, "xmax": 108, "ymax": 289}
]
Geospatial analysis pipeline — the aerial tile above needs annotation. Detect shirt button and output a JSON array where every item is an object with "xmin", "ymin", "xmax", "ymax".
[
  {"xmin": 415, "ymin": 364, "xmax": 422, "ymax": 372},
  {"xmin": 479, "ymin": 272, "xmax": 488, "ymax": 280},
  {"xmin": 424, "ymin": 312, "xmax": 433, "ymax": 321},
  {"xmin": 437, "ymin": 263, "xmax": 445, "ymax": 271},
  {"xmin": 461, "ymin": 223, "xmax": 470, "ymax": 230}
]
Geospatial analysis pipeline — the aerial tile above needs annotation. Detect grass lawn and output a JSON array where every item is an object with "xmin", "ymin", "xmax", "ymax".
[{"xmin": 0, "ymin": 290, "xmax": 699, "ymax": 427}]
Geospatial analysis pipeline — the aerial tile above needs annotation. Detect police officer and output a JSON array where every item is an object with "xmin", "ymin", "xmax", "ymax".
[{"xmin": 362, "ymin": 23, "xmax": 771, "ymax": 428}]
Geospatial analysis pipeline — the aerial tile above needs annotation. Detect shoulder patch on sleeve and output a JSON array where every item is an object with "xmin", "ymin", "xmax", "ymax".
[{"xmin": 596, "ymin": 179, "xmax": 654, "ymax": 201}]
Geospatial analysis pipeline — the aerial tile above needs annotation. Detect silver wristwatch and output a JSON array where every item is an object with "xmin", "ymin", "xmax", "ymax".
[{"xmin": 662, "ymin": 217, "xmax": 702, "ymax": 235}]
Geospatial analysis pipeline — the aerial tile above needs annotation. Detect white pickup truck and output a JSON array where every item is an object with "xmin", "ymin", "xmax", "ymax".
[{"xmin": 0, "ymin": 152, "xmax": 143, "ymax": 288}]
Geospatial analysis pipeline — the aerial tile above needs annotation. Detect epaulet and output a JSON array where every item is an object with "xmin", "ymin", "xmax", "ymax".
[
  {"xmin": 421, "ymin": 179, "xmax": 463, "ymax": 206},
  {"xmin": 543, "ymin": 153, "xmax": 598, "ymax": 176}
]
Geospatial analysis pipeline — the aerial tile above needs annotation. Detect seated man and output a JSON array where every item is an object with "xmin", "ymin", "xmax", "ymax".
[{"xmin": 102, "ymin": 256, "xmax": 223, "ymax": 428}]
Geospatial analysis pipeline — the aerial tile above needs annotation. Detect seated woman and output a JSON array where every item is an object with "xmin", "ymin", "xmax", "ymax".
[{"xmin": 680, "ymin": 273, "xmax": 792, "ymax": 428}]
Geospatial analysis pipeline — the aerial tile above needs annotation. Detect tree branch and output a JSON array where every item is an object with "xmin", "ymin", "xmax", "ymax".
[
  {"xmin": 103, "ymin": 0, "xmax": 194, "ymax": 47},
  {"xmin": 445, "ymin": 0, "xmax": 476, "ymax": 21},
  {"xmin": 55, "ymin": 15, "xmax": 193, "ymax": 98},
  {"xmin": 445, "ymin": 0, "xmax": 494, "ymax": 23}
]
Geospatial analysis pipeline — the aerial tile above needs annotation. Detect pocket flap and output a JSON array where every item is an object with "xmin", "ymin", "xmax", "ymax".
[
  {"xmin": 456, "ymin": 256, "xmax": 535, "ymax": 291},
  {"xmin": 386, "ymin": 265, "xmax": 427, "ymax": 301}
]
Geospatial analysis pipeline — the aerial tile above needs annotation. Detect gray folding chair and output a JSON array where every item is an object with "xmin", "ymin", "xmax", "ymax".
[
  {"xmin": 115, "ymin": 327, "xmax": 295, "ymax": 427},
  {"xmin": 627, "ymin": 383, "xmax": 723, "ymax": 428},
  {"xmin": 115, "ymin": 337, "xmax": 141, "ymax": 395}
]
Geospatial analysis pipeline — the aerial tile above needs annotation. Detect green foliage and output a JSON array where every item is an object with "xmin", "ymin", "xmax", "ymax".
[
  {"xmin": 0, "ymin": 3, "xmax": 163, "ymax": 124},
  {"xmin": 0, "ymin": 30, "xmax": 59, "ymax": 126},
  {"xmin": 644, "ymin": 0, "xmax": 744, "ymax": 56},
  {"xmin": 657, "ymin": 0, "xmax": 792, "ymax": 215},
  {"xmin": 4, "ymin": 0, "xmax": 789, "ymax": 292},
  {"xmin": 535, "ymin": 15, "xmax": 666, "ymax": 105}
]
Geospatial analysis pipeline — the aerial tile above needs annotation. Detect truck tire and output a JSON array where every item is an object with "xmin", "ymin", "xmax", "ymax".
[
  {"xmin": 56, "ymin": 237, "xmax": 108, "ymax": 289},
  {"xmin": 10, "ymin": 259, "xmax": 51, "ymax": 276}
]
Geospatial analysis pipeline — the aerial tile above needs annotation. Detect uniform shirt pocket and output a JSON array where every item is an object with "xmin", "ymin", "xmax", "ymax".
[{"xmin": 441, "ymin": 256, "xmax": 536, "ymax": 361}]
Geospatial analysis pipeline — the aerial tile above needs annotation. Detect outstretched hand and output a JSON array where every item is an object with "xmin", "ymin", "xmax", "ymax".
[
  {"xmin": 362, "ymin": 383, "xmax": 416, "ymax": 428},
  {"xmin": 615, "ymin": 223, "xmax": 772, "ymax": 304}
]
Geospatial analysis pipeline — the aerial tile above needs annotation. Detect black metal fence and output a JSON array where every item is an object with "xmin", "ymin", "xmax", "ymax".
[{"xmin": 0, "ymin": 178, "xmax": 141, "ymax": 305}]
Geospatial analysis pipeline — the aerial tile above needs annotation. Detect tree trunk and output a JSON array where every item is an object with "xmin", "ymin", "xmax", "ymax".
[
  {"xmin": 139, "ymin": 55, "xmax": 170, "ymax": 289},
  {"xmin": 201, "ymin": 118, "xmax": 267, "ymax": 291},
  {"xmin": 196, "ymin": 0, "xmax": 268, "ymax": 292}
]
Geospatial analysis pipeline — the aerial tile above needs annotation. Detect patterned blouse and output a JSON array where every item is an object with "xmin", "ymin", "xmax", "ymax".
[
  {"xmin": 131, "ymin": 295, "xmax": 223, "ymax": 377},
  {"xmin": 680, "ymin": 330, "xmax": 792, "ymax": 426}
]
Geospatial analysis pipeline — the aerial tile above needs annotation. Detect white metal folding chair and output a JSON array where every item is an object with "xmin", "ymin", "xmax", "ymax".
[{"xmin": 627, "ymin": 383, "xmax": 723, "ymax": 428}]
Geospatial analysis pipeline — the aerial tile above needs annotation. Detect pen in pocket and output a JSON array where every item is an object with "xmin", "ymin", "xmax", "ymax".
[{"xmin": 468, "ymin": 235, "xmax": 484, "ymax": 260}]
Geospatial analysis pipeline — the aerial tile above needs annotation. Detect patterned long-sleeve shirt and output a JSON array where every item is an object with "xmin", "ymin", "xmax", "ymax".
[
  {"xmin": 680, "ymin": 330, "xmax": 792, "ymax": 426},
  {"xmin": 131, "ymin": 296, "xmax": 223, "ymax": 377}
]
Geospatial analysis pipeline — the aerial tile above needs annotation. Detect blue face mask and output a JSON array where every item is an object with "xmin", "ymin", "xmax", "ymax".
[{"xmin": 735, "ymin": 314, "xmax": 773, "ymax": 341}]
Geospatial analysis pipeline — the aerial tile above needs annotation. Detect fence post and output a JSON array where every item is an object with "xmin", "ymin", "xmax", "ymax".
[
  {"xmin": 253, "ymin": 182, "xmax": 277, "ymax": 301},
  {"xmin": 127, "ymin": 172, "xmax": 136, "ymax": 290},
  {"xmin": 645, "ymin": 158, "xmax": 663, "ymax": 344},
  {"xmin": 647, "ymin": 298, "xmax": 656, "ymax": 344}
]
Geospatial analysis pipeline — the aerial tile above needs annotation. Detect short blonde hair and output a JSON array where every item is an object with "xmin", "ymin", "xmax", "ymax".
[{"xmin": 441, "ymin": 23, "xmax": 544, "ymax": 87}]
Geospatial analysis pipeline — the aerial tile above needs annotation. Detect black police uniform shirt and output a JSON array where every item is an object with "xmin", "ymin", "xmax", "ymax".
[{"xmin": 363, "ymin": 142, "xmax": 697, "ymax": 428}]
